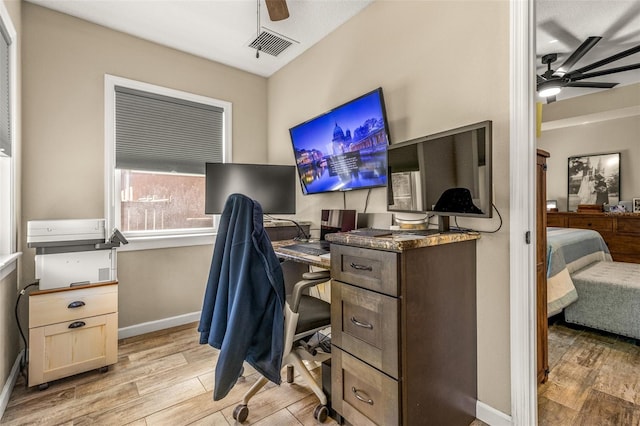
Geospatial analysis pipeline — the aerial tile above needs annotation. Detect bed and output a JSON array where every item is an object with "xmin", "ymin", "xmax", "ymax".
[
  {"xmin": 546, "ymin": 227, "xmax": 612, "ymax": 316},
  {"xmin": 547, "ymin": 227, "xmax": 640, "ymax": 340}
]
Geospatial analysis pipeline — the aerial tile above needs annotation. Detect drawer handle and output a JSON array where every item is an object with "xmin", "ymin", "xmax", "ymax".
[
  {"xmin": 68, "ymin": 321, "xmax": 86, "ymax": 329},
  {"xmin": 67, "ymin": 301, "xmax": 86, "ymax": 309},
  {"xmin": 350, "ymin": 316, "xmax": 373, "ymax": 329},
  {"xmin": 350, "ymin": 262, "xmax": 373, "ymax": 271},
  {"xmin": 351, "ymin": 387, "xmax": 374, "ymax": 405}
]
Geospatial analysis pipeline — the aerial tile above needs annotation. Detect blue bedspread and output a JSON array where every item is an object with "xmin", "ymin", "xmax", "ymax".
[{"xmin": 546, "ymin": 227, "xmax": 612, "ymax": 316}]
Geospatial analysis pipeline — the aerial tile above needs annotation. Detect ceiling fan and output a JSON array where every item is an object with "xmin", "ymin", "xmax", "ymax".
[{"xmin": 537, "ymin": 36, "xmax": 640, "ymax": 103}]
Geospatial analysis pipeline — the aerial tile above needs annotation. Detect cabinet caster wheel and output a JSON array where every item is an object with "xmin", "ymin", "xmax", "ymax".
[
  {"xmin": 313, "ymin": 404, "xmax": 328, "ymax": 423},
  {"xmin": 37, "ymin": 383, "xmax": 49, "ymax": 391},
  {"xmin": 233, "ymin": 404, "xmax": 248, "ymax": 423},
  {"xmin": 99, "ymin": 366, "xmax": 109, "ymax": 373}
]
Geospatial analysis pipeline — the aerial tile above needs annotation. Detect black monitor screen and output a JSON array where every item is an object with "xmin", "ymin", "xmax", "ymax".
[{"xmin": 205, "ymin": 163, "xmax": 297, "ymax": 214}]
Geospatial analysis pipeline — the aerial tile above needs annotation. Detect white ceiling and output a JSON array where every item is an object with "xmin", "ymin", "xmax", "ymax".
[
  {"xmin": 26, "ymin": 0, "xmax": 373, "ymax": 77},
  {"xmin": 536, "ymin": 0, "xmax": 640, "ymax": 101},
  {"xmin": 26, "ymin": 0, "xmax": 640, "ymax": 101}
]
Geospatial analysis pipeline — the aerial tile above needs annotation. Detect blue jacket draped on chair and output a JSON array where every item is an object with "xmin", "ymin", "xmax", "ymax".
[{"xmin": 198, "ymin": 193, "xmax": 286, "ymax": 400}]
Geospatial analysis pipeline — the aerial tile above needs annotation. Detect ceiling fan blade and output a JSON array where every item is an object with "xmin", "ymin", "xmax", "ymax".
[
  {"xmin": 565, "ymin": 81, "xmax": 619, "ymax": 89},
  {"xmin": 265, "ymin": 0, "xmax": 289, "ymax": 21},
  {"xmin": 569, "ymin": 62, "xmax": 640, "ymax": 81},
  {"xmin": 537, "ymin": 75, "xmax": 545, "ymax": 84},
  {"xmin": 553, "ymin": 36, "xmax": 602, "ymax": 76},
  {"xmin": 567, "ymin": 44, "xmax": 640, "ymax": 76}
]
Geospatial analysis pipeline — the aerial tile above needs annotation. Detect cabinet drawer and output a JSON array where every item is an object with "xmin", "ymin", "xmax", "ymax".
[
  {"xmin": 330, "ymin": 244, "xmax": 398, "ymax": 296},
  {"xmin": 331, "ymin": 280, "xmax": 399, "ymax": 378},
  {"xmin": 30, "ymin": 284, "xmax": 118, "ymax": 328},
  {"xmin": 567, "ymin": 216, "xmax": 613, "ymax": 233},
  {"xmin": 28, "ymin": 312, "xmax": 118, "ymax": 387},
  {"xmin": 546, "ymin": 214, "xmax": 567, "ymax": 227},
  {"xmin": 331, "ymin": 348, "xmax": 399, "ymax": 426},
  {"xmin": 616, "ymin": 217, "xmax": 640, "ymax": 235}
]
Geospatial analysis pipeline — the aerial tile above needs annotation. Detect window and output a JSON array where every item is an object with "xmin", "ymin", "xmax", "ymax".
[
  {"xmin": 0, "ymin": 2, "xmax": 18, "ymax": 277},
  {"xmin": 105, "ymin": 75, "xmax": 232, "ymax": 250}
]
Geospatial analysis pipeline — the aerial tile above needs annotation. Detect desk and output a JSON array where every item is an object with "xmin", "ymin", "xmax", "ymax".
[
  {"xmin": 324, "ymin": 231, "xmax": 479, "ymax": 426},
  {"xmin": 272, "ymin": 240, "xmax": 330, "ymax": 269}
]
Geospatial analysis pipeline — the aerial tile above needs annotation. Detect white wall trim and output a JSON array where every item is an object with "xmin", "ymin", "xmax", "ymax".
[
  {"xmin": 476, "ymin": 400, "xmax": 513, "ymax": 426},
  {"xmin": 118, "ymin": 311, "xmax": 201, "ymax": 339},
  {"xmin": 0, "ymin": 351, "xmax": 23, "ymax": 420},
  {"xmin": 509, "ymin": 0, "xmax": 537, "ymax": 425}
]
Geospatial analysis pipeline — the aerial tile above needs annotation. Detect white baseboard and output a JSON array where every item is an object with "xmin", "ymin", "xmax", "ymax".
[
  {"xmin": 118, "ymin": 311, "xmax": 201, "ymax": 339},
  {"xmin": 476, "ymin": 400, "xmax": 513, "ymax": 426},
  {"xmin": 0, "ymin": 351, "xmax": 23, "ymax": 421}
]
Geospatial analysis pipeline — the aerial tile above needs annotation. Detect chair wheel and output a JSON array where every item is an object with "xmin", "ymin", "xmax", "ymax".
[
  {"xmin": 313, "ymin": 404, "xmax": 328, "ymax": 423},
  {"xmin": 99, "ymin": 366, "xmax": 109, "ymax": 373},
  {"xmin": 233, "ymin": 404, "xmax": 249, "ymax": 423},
  {"xmin": 37, "ymin": 382, "xmax": 49, "ymax": 391},
  {"xmin": 286, "ymin": 365, "xmax": 294, "ymax": 383}
]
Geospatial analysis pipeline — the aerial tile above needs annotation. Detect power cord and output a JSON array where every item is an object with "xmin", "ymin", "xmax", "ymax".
[
  {"xmin": 264, "ymin": 215, "xmax": 310, "ymax": 241},
  {"xmin": 452, "ymin": 203, "xmax": 503, "ymax": 234},
  {"xmin": 15, "ymin": 281, "xmax": 39, "ymax": 382}
]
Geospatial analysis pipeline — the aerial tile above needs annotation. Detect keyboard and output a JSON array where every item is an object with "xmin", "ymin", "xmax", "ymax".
[{"xmin": 282, "ymin": 241, "xmax": 330, "ymax": 256}]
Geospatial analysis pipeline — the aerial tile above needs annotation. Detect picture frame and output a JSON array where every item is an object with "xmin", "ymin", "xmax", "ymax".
[
  {"xmin": 567, "ymin": 152, "xmax": 620, "ymax": 212},
  {"xmin": 634, "ymin": 198, "xmax": 640, "ymax": 213}
]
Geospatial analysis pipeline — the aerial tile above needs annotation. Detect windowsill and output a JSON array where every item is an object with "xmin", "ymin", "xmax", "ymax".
[
  {"xmin": 0, "ymin": 252, "xmax": 21, "ymax": 280},
  {"xmin": 117, "ymin": 232, "xmax": 216, "ymax": 252}
]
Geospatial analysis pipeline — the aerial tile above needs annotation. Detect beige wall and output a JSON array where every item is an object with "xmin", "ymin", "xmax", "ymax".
[
  {"xmin": 268, "ymin": 0, "xmax": 512, "ymax": 414},
  {"xmin": 538, "ymin": 84, "xmax": 640, "ymax": 210},
  {"xmin": 21, "ymin": 3, "xmax": 268, "ymax": 327},
  {"xmin": 1, "ymin": 0, "xmax": 20, "ymax": 402}
]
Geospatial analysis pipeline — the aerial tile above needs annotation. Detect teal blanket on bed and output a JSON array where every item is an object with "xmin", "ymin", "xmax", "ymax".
[{"xmin": 546, "ymin": 227, "xmax": 612, "ymax": 316}]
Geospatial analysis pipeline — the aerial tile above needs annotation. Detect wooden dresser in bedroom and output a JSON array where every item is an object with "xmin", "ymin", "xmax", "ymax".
[{"xmin": 547, "ymin": 212, "xmax": 640, "ymax": 264}]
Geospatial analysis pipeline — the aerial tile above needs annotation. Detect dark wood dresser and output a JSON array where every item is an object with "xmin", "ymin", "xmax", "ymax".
[
  {"xmin": 326, "ymin": 233, "xmax": 478, "ymax": 425},
  {"xmin": 547, "ymin": 212, "xmax": 640, "ymax": 264}
]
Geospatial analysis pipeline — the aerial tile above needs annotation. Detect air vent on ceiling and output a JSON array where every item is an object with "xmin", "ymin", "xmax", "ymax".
[{"xmin": 248, "ymin": 29, "xmax": 297, "ymax": 57}]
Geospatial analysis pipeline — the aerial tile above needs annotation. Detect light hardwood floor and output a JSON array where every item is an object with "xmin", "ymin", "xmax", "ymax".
[
  {"xmin": 2, "ymin": 323, "xmax": 486, "ymax": 426},
  {"xmin": 539, "ymin": 319, "xmax": 640, "ymax": 425},
  {"xmin": 2, "ymin": 323, "xmax": 338, "ymax": 425}
]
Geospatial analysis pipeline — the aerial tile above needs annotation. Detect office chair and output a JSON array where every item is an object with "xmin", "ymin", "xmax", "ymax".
[{"xmin": 198, "ymin": 193, "xmax": 332, "ymax": 423}]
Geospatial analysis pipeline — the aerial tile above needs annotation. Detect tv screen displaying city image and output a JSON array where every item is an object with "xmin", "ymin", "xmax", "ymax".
[{"xmin": 289, "ymin": 88, "xmax": 390, "ymax": 195}]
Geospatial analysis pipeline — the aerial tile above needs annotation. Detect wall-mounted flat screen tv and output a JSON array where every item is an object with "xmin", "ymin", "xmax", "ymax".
[
  {"xmin": 387, "ymin": 120, "xmax": 492, "ymax": 229},
  {"xmin": 204, "ymin": 163, "xmax": 296, "ymax": 214},
  {"xmin": 289, "ymin": 88, "xmax": 391, "ymax": 195}
]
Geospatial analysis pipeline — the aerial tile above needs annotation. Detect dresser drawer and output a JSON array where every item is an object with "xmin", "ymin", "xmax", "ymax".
[
  {"xmin": 567, "ymin": 216, "xmax": 613, "ymax": 233},
  {"xmin": 331, "ymin": 348, "xmax": 399, "ymax": 426},
  {"xmin": 546, "ymin": 213, "xmax": 567, "ymax": 227},
  {"xmin": 331, "ymin": 280, "xmax": 399, "ymax": 378},
  {"xmin": 330, "ymin": 244, "xmax": 398, "ymax": 296},
  {"xmin": 616, "ymin": 217, "xmax": 640, "ymax": 235},
  {"xmin": 29, "ymin": 284, "xmax": 118, "ymax": 328}
]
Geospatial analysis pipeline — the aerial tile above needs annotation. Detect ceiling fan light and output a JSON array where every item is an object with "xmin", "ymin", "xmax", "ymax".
[
  {"xmin": 537, "ymin": 80, "xmax": 563, "ymax": 98},
  {"xmin": 539, "ymin": 86, "xmax": 561, "ymax": 97}
]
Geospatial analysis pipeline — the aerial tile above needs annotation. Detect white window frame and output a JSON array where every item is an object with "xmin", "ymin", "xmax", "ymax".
[
  {"xmin": 104, "ymin": 75, "xmax": 232, "ymax": 251},
  {"xmin": 0, "ymin": 2, "xmax": 20, "ymax": 280}
]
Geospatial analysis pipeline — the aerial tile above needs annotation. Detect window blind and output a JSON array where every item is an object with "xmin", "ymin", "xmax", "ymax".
[
  {"xmin": 0, "ymin": 24, "xmax": 10, "ymax": 157},
  {"xmin": 115, "ymin": 86, "xmax": 224, "ymax": 174}
]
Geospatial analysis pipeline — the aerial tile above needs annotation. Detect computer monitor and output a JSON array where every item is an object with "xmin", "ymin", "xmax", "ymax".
[{"xmin": 320, "ymin": 209, "xmax": 356, "ymax": 240}]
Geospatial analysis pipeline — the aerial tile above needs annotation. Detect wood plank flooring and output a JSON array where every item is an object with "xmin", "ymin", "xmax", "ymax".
[
  {"xmin": 2, "ymin": 323, "xmax": 486, "ymax": 426},
  {"xmin": 539, "ymin": 319, "xmax": 640, "ymax": 425},
  {"xmin": 1, "ymin": 323, "xmax": 338, "ymax": 426}
]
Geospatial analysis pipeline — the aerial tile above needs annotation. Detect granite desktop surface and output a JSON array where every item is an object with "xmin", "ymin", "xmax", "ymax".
[{"xmin": 325, "ymin": 230, "xmax": 480, "ymax": 252}]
